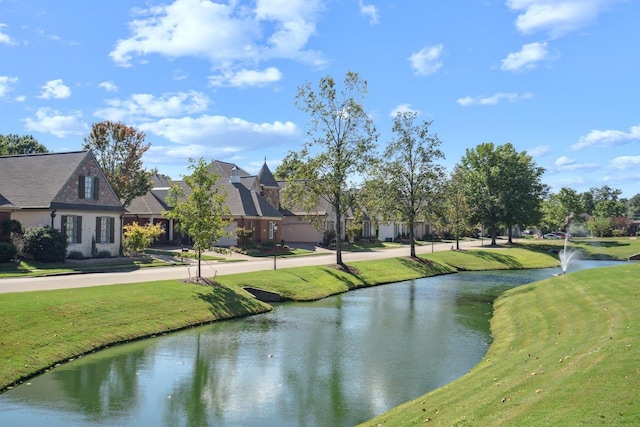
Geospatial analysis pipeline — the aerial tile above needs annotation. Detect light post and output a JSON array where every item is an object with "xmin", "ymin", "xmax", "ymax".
[{"xmin": 273, "ymin": 224, "xmax": 279, "ymax": 270}]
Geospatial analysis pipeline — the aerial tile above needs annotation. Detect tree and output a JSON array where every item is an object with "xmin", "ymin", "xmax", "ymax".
[
  {"xmin": 274, "ymin": 152, "xmax": 304, "ymax": 181},
  {"xmin": 459, "ymin": 142, "xmax": 545, "ymax": 245},
  {"xmin": 626, "ymin": 194, "xmax": 640, "ymax": 219},
  {"xmin": 83, "ymin": 121, "xmax": 155, "ymax": 208},
  {"xmin": 0, "ymin": 134, "xmax": 48, "ymax": 155},
  {"xmin": 163, "ymin": 158, "xmax": 230, "ymax": 280},
  {"xmin": 364, "ymin": 112, "xmax": 445, "ymax": 257},
  {"xmin": 497, "ymin": 144, "xmax": 547, "ymax": 243},
  {"xmin": 282, "ymin": 72, "xmax": 378, "ymax": 266},
  {"xmin": 458, "ymin": 143, "xmax": 505, "ymax": 246},
  {"xmin": 438, "ymin": 166, "xmax": 473, "ymax": 250},
  {"xmin": 581, "ymin": 186, "xmax": 625, "ymax": 218},
  {"xmin": 587, "ymin": 216, "xmax": 612, "ymax": 238},
  {"xmin": 542, "ymin": 187, "xmax": 585, "ymax": 233}
]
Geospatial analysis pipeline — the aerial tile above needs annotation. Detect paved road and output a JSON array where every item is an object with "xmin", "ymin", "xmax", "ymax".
[{"xmin": 0, "ymin": 239, "xmax": 487, "ymax": 293}]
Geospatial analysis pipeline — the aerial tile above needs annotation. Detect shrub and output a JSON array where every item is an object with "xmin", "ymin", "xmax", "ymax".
[
  {"xmin": 0, "ymin": 241, "xmax": 17, "ymax": 263},
  {"xmin": 123, "ymin": 222, "xmax": 162, "ymax": 256},
  {"xmin": 96, "ymin": 250, "xmax": 112, "ymax": 258},
  {"xmin": 67, "ymin": 250, "xmax": 85, "ymax": 260},
  {"xmin": 22, "ymin": 225, "xmax": 68, "ymax": 262}
]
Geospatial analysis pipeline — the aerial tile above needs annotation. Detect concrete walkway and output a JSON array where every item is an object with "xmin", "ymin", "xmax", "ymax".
[{"xmin": 0, "ymin": 239, "xmax": 488, "ymax": 294}]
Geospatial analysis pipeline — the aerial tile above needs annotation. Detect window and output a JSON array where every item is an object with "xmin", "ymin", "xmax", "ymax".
[
  {"xmin": 96, "ymin": 217, "xmax": 115, "ymax": 244},
  {"xmin": 78, "ymin": 176, "xmax": 99, "ymax": 200},
  {"xmin": 61, "ymin": 215, "xmax": 82, "ymax": 244},
  {"xmin": 269, "ymin": 221, "xmax": 275, "ymax": 240}
]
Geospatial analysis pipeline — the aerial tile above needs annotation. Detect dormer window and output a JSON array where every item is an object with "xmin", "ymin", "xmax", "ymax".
[{"xmin": 79, "ymin": 175, "xmax": 99, "ymax": 200}]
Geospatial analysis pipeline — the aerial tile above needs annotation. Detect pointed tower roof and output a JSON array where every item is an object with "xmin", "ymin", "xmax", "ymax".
[{"xmin": 257, "ymin": 160, "xmax": 279, "ymax": 187}]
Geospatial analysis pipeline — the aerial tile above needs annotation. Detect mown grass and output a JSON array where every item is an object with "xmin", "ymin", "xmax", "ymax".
[
  {"xmin": 517, "ymin": 236, "xmax": 640, "ymax": 260},
  {"xmin": 361, "ymin": 262, "xmax": 640, "ymax": 426},
  {"xmin": 0, "ymin": 257, "xmax": 172, "ymax": 278},
  {"xmin": 0, "ymin": 281, "xmax": 271, "ymax": 391}
]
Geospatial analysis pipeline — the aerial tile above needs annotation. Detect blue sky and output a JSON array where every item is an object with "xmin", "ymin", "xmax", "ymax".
[{"xmin": 1, "ymin": 0, "xmax": 638, "ymax": 198}]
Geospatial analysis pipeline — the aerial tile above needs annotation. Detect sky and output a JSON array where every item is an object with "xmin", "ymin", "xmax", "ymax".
[{"xmin": 1, "ymin": 0, "xmax": 638, "ymax": 198}]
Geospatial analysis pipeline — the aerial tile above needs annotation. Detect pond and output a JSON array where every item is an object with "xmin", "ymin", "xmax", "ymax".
[{"xmin": 0, "ymin": 261, "xmax": 622, "ymax": 426}]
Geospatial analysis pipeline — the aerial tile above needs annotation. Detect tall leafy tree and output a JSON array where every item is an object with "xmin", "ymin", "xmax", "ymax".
[
  {"xmin": 83, "ymin": 121, "xmax": 155, "ymax": 208},
  {"xmin": 0, "ymin": 134, "xmax": 48, "ymax": 155},
  {"xmin": 459, "ymin": 143, "xmax": 504, "ymax": 246},
  {"xmin": 497, "ymin": 144, "xmax": 547, "ymax": 243},
  {"xmin": 459, "ymin": 142, "xmax": 545, "ymax": 245},
  {"xmin": 163, "ymin": 158, "xmax": 230, "ymax": 280},
  {"xmin": 542, "ymin": 187, "xmax": 585, "ymax": 232},
  {"xmin": 282, "ymin": 72, "xmax": 378, "ymax": 266},
  {"xmin": 365, "ymin": 112, "xmax": 445, "ymax": 257}
]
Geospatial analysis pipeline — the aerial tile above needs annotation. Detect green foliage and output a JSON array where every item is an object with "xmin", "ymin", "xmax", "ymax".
[
  {"xmin": 0, "ymin": 242, "xmax": 17, "ymax": 262},
  {"xmin": 541, "ymin": 187, "xmax": 584, "ymax": 232},
  {"xmin": 83, "ymin": 121, "xmax": 155, "ymax": 208},
  {"xmin": 459, "ymin": 142, "xmax": 546, "ymax": 245},
  {"xmin": 164, "ymin": 157, "xmax": 230, "ymax": 278},
  {"xmin": 283, "ymin": 72, "xmax": 379, "ymax": 265},
  {"xmin": 366, "ymin": 111, "xmax": 446, "ymax": 257},
  {"xmin": 67, "ymin": 250, "xmax": 85, "ymax": 260},
  {"xmin": 0, "ymin": 134, "xmax": 48, "ymax": 155},
  {"xmin": 123, "ymin": 222, "xmax": 163, "ymax": 255},
  {"xmin": 587, "ymin": 215, "xmax": 613, "ymax": 237},
  {"xmin": 2, "ymin": 219, "xmax": 24, "ymax": 236},
  {"xmin": 435, "ymin": 166, "xmax": 474, "ymax": 249},
  {"xmin": 22, "ymin": 225, "xmax": 68, "ymax": 262},
  {"xmin": 235, "ymin": 226, "xmax": 254, "ymax": 249},
  {"xmin": 96, "ymin": 250, "xmax": 112, "ymax": 258}
]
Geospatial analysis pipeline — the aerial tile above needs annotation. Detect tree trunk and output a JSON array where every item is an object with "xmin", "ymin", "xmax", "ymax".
[
  {"xmin": 334, "ymin": 206, "xmax": 343, "ymax": 266},
  {"xmin": 409, "ymin": 220, "xmax": 416, "ymax": 258},
  {"xmin": 197, "ymin": 248, "xmax": 202, "ymax": 278},
  {"xmin": 507, "ymin": 224, "xmax": 513, "ymax": 244}
]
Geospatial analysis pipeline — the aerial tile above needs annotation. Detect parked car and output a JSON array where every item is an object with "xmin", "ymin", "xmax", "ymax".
[
  {"xmin": 555, "ymin": 231, "xmax": 567, "ymax": 238},
  {"xmin": 543, "ymin": 233, "xmax": 560, "ymax": 239}
]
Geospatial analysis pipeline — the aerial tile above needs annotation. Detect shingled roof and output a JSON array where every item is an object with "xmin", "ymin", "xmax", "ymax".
[{"xmin": 0, "ymin": 151, "xmax": 122, "ymax": 210}]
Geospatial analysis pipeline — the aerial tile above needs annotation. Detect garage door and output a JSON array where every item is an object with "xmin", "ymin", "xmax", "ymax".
[
  {"xmin": 282, "ymin": 222, "xmax": 323, "ymax": 243},
  {"xmin": 214, "ymin": 222, "xmax": 238, "ymax": 247}
]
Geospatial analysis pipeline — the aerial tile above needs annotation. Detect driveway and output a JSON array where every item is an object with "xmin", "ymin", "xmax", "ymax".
[{"xmin": 0, "ymin": 239, "xmax": 486, "ymax": 294}]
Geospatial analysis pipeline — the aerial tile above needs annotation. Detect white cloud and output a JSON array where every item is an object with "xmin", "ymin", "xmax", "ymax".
[
  {"xmin": 95, "ymin": 91, "xmax": 210, "ymax": 121},
  {"xmin": 571, "ymin": 124, "xmax": 640, "ymax": 150},
  {"xmin": 109, "ymin": 0, "xmax": 325, "ymax": 84},
  {"xmin": 0, "ymin": 76, "xmax": 18, "ymax": 98},
  {"xmin": 501, "ymin": 42, "xmax": 548, "ymax": 72},
  {"xmin": 390, "ymin": 104, "xmax": 420, "ymax": 117},
  {"xmin": 359, "ymin": 1, "xmax": 379, "ymax": 25},
  {"xmin": 553, "ymin": 155, "xmax": 598, "ymax": 171},
  {"xmin": 506, "ymin": 0, "xmax": 620, "ymax": 38},
  {"xmin": 23, "ymin": 108, "xmax": 87, "ymax": 138},
  {"xmin": 457, "ymin": 92, "xmax": 532, "ymax": 106},
  {"xmin": 609, "ymin": 155, "xmax": 640, "ymax": 170},
  {"xmin": 98, "ymin": 81, "xmax": 118, "ymax": 92},
  {"xmin": 527, "ymin": 145, "xmax": 551, "ymax": 156},
  {"xmin": 38, "ymin": 79, "xmax": 71, "ymax": 99},
  {"xmin": 0, "ymin": 23, "xmax": 17, "ymax": 46},
  {"xmin": 408, "ymin": 45, "xmax": 443, "ymax": 76},
  {"xmin": 140, "ymin": 114, "xmax": 299, "ymax": 172},
  {"xmin": 209, "ymin": 67, "xmax": 283, "ymax": 87}
]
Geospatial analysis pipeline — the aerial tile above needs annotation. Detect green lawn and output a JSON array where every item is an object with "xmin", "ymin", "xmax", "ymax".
[
  {"xmin": 0, "ymin": 257, "xmax": 172, "ymax": 278},
  {"xmin": 362, "ymin": 262, "xmax": 640, "ymax": 426}
]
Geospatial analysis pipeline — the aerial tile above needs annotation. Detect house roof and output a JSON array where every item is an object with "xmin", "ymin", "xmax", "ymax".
[
  {"xmin": 0, "ymin": 151, "xmax": 115, "ymax": 210},
  {"xmin": 257, "ymin": 161, "xmax": 279, "ymax": 187}
]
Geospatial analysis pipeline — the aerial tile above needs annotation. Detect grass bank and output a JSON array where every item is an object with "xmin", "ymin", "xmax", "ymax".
[
  {"xmin": 362, "ymin": 262, "xmax": 640, "ymax": 425},
  {"xmin": 0, "ymin": 247, "xmax": 556, "ymax": 392}
]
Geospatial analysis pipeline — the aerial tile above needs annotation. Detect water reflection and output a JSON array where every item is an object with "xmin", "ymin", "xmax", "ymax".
[{"xmin": 0, "ymin": 261, "xmax": 623, "ymax": 426}]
